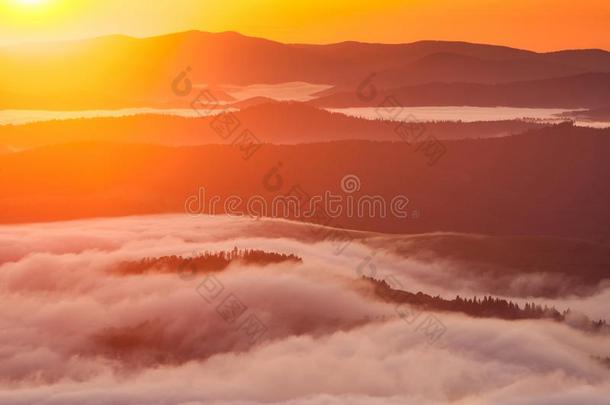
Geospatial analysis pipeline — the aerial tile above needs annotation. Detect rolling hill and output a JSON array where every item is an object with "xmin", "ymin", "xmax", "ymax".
[
  {"xmin": 2, "ymin": 31, "xmax": 610, "ymax": 109},
  {"xmin": 0, "ymin": 102, "xmax": 546, "ymax": 150},
  {"xmin": 1, "ymin": 123, "xmax": 608, "ymax": 243},
  {"xmin": 312, "ymin": 72, "xmax": 610, "ymax": 108}
]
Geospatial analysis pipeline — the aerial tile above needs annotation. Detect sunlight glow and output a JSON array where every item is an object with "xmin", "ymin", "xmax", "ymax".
[
  {"xmin": 0, "ymin": 0, "xmax": 608, "ymax": 51},
  {"xmin": 15, "ymin": 0, "xmax": 47, "ymax": 5}
]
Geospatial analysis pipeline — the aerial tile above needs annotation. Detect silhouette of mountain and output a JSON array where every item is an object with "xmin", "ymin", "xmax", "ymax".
[
  {"xmin": 229, "ymin": 96, "xmax": 278, "ymax": 109},
  {"xmin": 364, "ymin": 233, "xmax": 610, "ymax": 297},
  {"xmin": 370, "ymin": 52, "xmax": 588, "ymax": 87},
  {"xmin": 1, "ymin": 123, "xmax": 609, "ymax": 243},
  {"xmin": 312, "ymin": 72, "xmax": 610, "ymax": 108},
  {"xmin": 545, "ymin": 49, "xmax": 610, "ymax": 70},
  {"xmin": 2, "ymin": 31, "xmax": 610, "ymax": 109},
  {"xmin": 0, "ymin": 102, "xmax": 546, "ymax": 150},
  {"xmin": 114, "ymin": 248, "xmax": 302, "ymax": 276},
  {"xmin": 365, "ymin": 277, "xmax": 609, "ymax": 332}
]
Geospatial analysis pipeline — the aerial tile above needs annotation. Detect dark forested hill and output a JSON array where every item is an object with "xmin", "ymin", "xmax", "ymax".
[{"xmin": 1, "ymin": 123, "xmax": 609, "ymax": 243}]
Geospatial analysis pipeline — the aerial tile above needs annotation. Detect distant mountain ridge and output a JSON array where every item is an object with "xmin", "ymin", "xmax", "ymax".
[
  {"xmin": 2, "ymin": 31, "xmax": 610, "ymax": 109},
  {"xmin": 313, "ymin": 72, "xmax": 610, "ymax": 108},
  {"xmin": 0, "ymin": 102, "xmax": 547, "ymax": 150}
]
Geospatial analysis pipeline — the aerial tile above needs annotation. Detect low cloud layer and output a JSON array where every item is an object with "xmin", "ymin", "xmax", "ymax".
[{"xmin": 0, "ymin": 215, "xmax": 608, "ymax": 404}]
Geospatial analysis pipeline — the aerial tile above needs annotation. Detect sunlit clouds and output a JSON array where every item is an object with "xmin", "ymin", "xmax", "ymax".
[{"xmin": 0, "ymin": 215, "xmax": 609, "ymax": 403}]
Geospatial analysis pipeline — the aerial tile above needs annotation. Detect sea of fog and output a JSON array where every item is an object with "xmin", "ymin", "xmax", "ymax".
[
  {"xmin": 0, "ymin": 214, "xmax": 609, "ymax": 404},
  {"xmin": 0, "ymin": 108, "xmax": 230, "ymax": 126},
  {"xmin": 329, "ymin": 106, "xmax": 610, "ymax": 128},
  {"xmin": 1, "ymin": 105, "xmax": 610, "ymax": 128}
]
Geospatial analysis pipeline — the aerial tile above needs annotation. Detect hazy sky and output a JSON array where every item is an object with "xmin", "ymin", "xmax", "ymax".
[{"xmin": 1, "ymin": 0, "xmax": 609, "ymax": 51}]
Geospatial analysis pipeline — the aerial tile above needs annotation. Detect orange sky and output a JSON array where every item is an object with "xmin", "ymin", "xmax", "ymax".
[{"xmin": 1, "ymin": 0, "xmax": 609, "ymax": 51}]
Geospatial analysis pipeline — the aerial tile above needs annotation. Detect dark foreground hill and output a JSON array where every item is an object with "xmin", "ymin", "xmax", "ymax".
[{"xmin": 1, "ymin": 123, "xmax": 608, "ymax": 243}]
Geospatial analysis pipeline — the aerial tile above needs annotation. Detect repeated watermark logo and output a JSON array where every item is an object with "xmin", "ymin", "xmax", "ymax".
[
  {"xmin": 176, "ymin": 249, "xmax": 199, "ymax": 281},
  {"xmin": 170, "ymin": 66, "xmax": 269, "ymax": 342},
  {"xmin": 398, "ymin": 304, "xmax": 448, "ymax": 345},
  {"xmin": 185, "ymin": 174, "xmax": 412, "ymax": 220},
  {"xmin": 171, "ymin": 67, "xmax": 441, "ymax": 345},
  {"xmin": 357, "ymin": 251, "xmax": 447, "ymax": 345},
  {"xmin": 197, "ymin": 274, "xmax": 268, "ymax": 345},
  {"xmin": 356, "ymin": 73, "xmax": 447, "ymax": 166},
  {"xmin": 340, "ymin": 174, "xmax": 361, "ymax": 193},
  {"xmin": 259, "ymin": 163, "xmax": 420, "ymax": 255},
  {"xmin": 173, "ymin": 249, "xmax": 268, "ymax": 344},
  {"xmin": 171, "ymin": 67, "xmax": 263, "ymax": 161}
]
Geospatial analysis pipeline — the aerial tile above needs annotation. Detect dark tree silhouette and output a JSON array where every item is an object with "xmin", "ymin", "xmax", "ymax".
[
  {"xmin": 364, "ymin": 277, "xmax": 608, "ymax": 331},
  {"xmin": 114, "ymin": 247, "xmax": 302, "ymax": 276}
]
